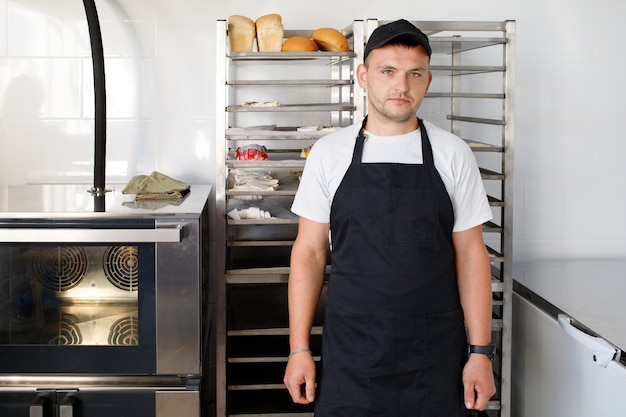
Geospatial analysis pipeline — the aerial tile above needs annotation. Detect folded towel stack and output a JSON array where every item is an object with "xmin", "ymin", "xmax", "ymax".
[{"xmin": 230, "ymin": 170, "xmax": 279, "ymax": 192}]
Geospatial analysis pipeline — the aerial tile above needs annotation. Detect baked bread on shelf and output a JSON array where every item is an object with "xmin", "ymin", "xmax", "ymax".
[
  {"xmin": 255, "ymin": 14, "xmax": 284, "ymax": 52},
  {"xmin": 312, "ymin": 27, "xmax": 350, "ymax": 52},
  {"xmin": 282, "ymin": 36, "xmax": 319, "ymax": 52},
  {"xmin": 227, "ymin": 15, "xmax": 256, "ymax": 52}
]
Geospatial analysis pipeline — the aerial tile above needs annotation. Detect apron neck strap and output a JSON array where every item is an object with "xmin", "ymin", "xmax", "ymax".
[
  {"xmin": 354, "ymin": 116, "xmax": 431, "ymax": 164},
  {"xmin": 417, "ymin": 118, "xmax": 434, "ymax": 166},
  {"xmin": 352, "ymin": 116, "xmax": 368, "ymax": 163}
]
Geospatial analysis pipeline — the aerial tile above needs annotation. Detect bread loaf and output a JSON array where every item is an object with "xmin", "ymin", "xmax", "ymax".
[
  {"xmin": 227, "ymin": 15, "xmax": 255, "ymax": 52},
  {"xmin": 312, "ymin": 27, "xmax": 350, "ymax": 52},
  {"xmin": 282, "ymin": 36, "xmax": 318, "ymax": 52},
  {"xmin": 255, "ymin": 14, "xmax": 284, "ymax": 52}
]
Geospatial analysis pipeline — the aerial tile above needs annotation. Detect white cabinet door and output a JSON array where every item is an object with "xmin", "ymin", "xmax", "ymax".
[{"xmin": 512, "ymin": 292, "xmax": 626, "ymax": 417}]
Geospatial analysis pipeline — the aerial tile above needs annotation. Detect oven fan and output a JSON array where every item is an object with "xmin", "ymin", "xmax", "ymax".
[
  {"xmin": 47, "ymin": 314, "xmax": 83, "ymax": 345},
  {"xmin": 108, "ymin": 316, "xmax": 139, "ymax": 346},
  {"xmin": 33, "ymin": 247, "xmax": 88, "ymax": 291},
  {"xmin": 103, "ymin": 246, "xmax": 138, "ymax": 291}
]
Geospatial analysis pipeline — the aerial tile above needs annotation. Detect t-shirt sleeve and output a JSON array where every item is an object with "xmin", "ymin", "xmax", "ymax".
[
  {"xmin": 450, "ymin": 145, "xmax": 493, "ymax": 232},
  {"xmin": 291, "ymin": 143, "xmax": 332, "ymax": 224}
]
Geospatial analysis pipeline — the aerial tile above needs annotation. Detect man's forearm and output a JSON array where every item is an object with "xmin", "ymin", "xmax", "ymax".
[
  {"xmin": 454, "ymin": 226, "xmax": 493, "ymax": 345},
  {"xmin": 287, "ymin": 233, "xmax": 327, "ymax": 350}
]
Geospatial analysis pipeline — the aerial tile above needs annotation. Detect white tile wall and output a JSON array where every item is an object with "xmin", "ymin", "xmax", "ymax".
[
  {"xmin": 1, "ymin": 0, "xmax": 625, "ymax": 261},
  {"xmin": 0, "ymin": 2, "xmax": 5, "ymax": 57}
]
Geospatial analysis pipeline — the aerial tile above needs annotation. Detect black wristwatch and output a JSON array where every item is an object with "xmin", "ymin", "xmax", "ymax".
[{"xmin": 469, "ymin": 343, "xmax": 496, "ymax": 360}]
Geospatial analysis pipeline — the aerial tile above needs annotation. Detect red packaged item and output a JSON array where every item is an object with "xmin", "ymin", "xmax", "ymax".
[{"xmin": 236, "ymin": 144, "xmax": 268, "ymax": 161}]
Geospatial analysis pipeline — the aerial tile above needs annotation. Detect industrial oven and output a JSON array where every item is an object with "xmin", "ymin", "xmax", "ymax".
[{"xmin": 0, "ymin": 183, "xmax": 213, "ymax": 417}]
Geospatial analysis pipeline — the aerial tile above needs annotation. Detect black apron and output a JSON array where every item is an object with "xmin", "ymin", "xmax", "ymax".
[{"xmin": 315, "ymin": 117, "xmax": 468, "ymax": 417}]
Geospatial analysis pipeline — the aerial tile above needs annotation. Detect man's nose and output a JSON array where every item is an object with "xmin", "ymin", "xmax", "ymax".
[{"xmin": 395, "ymin": 73, "xmax": 410, "ymax": 92}]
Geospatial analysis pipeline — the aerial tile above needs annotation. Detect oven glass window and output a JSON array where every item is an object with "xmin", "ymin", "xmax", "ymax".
[{"xmin": 0, "ymin": 245, "xmax": 140, "ymax": 346}]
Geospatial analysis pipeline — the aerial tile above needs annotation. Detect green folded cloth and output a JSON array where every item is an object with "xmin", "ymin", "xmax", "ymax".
[{"xmin": 122, "ymin": 171, "xmax": 190, "ymax": 200}]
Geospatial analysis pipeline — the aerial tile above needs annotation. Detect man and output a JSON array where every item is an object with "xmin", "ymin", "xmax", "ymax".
[{"xmin": 283, "ymin": 19, "xmax": 496, "ymax": 416}]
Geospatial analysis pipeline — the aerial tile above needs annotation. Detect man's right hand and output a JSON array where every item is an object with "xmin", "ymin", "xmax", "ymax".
[{"xmin": 283, "ymin": 350, "xmax": 316, "ymax": 404}]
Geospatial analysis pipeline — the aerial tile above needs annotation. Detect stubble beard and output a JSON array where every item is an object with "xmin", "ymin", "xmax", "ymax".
[{"xmin": 371, "ymin": 97, "xmax": 419, "ymax": 124}]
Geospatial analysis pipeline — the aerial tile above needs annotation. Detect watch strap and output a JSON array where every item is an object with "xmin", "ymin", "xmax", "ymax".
[{"xmin": 469, "ymin": 343, "xmax": 496, "ymax": 360}]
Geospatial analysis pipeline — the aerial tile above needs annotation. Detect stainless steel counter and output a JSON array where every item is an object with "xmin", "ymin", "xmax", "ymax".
[
  {"xmin": 0, "ymin": 183, "xmax": 212, "ymax": 218},
  {"xmin": 514, "ymin": 260, "xmax": 626, "ymax": 352}
]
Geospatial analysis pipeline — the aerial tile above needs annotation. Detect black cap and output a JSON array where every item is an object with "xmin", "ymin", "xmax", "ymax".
[{"xmin": 363, "ymin": 19, "xmax": 432, "ymax": 61}]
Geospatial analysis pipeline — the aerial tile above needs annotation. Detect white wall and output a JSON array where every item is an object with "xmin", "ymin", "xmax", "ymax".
[{"xmin": 0, "ymin": 0, "xmax": 625, "ymax": 262}]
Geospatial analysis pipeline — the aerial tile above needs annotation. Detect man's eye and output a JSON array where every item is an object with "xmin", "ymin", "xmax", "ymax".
[
  {"xmin": 382, "ymin": 69, "xmax": 393, "ymax": 75},
  {"xmin": 410, "ymin": 72, "xmax": 421, "ymax": 78}
]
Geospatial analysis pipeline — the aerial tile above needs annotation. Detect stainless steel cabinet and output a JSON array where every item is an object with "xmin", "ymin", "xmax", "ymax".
[{"xmin": 215, "ymin": 18, "xmax": 515, "ymax": 417}]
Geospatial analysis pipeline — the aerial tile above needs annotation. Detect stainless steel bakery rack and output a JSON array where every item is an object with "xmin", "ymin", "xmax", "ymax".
[
  {"xmin": 215, "ymin": 19, "xmax": 364, "ymax": 417},
  {"xmin": 370, "ymin": 19, "xmax": 514, "ymax": 417}
]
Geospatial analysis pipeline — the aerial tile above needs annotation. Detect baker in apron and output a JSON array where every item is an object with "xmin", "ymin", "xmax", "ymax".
[
  {"xmin": 316, "ymin": 116, "xmax": 466, "ymax": 416},
  {"xmin": 284, "ymin": 19, "xmax": 496, "ymax": 416}
]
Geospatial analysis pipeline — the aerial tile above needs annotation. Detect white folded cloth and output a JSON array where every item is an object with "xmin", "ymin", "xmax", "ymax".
[
  {"xmin": 227, "ymin": 207, "xmax": 273, "ymax": 220},
  {"xmin": 229, "ymin": 170, "xmax": 279, "ymax": 192}
]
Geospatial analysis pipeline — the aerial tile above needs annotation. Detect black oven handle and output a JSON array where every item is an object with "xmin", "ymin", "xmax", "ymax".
[{"xmin": 0, "ymin": 225, "xmax": 182, "ymax": 243}]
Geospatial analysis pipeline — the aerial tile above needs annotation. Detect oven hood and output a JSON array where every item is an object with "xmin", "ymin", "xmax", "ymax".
[{"xmin": 0, "ymin": 183, "xmax": 212, "ymax": 219}]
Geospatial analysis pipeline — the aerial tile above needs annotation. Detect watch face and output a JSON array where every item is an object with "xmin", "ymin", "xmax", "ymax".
[{"xmin": 488, "ymin": 344, "xmax": 496, "ymax": 359}]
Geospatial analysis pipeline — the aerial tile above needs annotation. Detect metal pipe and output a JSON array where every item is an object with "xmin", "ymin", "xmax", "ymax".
[{"xmin": 82, "ymin": 0, "xmax": 107, "ymax": 198}]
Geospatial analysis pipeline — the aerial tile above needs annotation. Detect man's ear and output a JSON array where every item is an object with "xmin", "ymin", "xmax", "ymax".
[{"xmin": 356, "ymin": 63, "xmax": 367, "ymax": 89}]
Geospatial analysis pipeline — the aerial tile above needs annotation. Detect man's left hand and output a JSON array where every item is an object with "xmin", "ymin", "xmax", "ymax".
[{"xmin": 462, "ymin": 353, "xmax": 496, "ymax": 410}]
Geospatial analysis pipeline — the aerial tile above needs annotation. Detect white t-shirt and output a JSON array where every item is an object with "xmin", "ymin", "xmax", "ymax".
[{"xmin": 291, "ymin": 119, "xmax": 493, "ymax": 232}]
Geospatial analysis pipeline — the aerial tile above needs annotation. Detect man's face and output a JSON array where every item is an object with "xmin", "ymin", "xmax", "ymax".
[{"xmin": 358, "ymin": 44, "xmax": 432, "ymax": 126}]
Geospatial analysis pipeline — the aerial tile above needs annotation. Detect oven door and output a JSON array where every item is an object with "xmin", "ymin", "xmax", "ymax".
[{"xmin": 0, "ymin": 219, "xmax": 181, "ymax": 375}]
